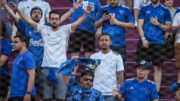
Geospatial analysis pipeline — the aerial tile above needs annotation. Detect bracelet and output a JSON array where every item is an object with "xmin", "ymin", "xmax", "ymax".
[
  {"xmin": 141, "ymin": 37, "xmax": 145, "ymax": 40},
  {"xmin": 70, "ymin": 8, "xmax": 75, "ymax": 13}
]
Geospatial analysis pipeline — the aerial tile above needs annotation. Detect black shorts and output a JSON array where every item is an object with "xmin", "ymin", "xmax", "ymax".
[
  {"xmin": 136, "ymin": 40, "xmax": 166, "ymax": 67},
  {"xmin": 8, "ymin": 96, "xmax": 35, "ymax": 101},
  {"xmin": 0, "ymin": 74, "xmax": 10, "ymax": 97},
  {"xmin": 68, "ymin": 29, "xmax": 95, "ymax": 52},
  {"xmin": 35, "ymin": 66, "xmax": 43, "ymax": 96}
]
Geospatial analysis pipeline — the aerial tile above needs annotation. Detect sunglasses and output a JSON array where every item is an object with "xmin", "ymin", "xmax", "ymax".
[{"xmin": 83, "ymin": 78, "xmax": 93, "ymax": 82}]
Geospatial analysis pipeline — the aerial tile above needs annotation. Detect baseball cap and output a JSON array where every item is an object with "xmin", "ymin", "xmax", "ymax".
[{"xmin": 136, "ymin": 60, "xmax": 150, "ymax": 70}]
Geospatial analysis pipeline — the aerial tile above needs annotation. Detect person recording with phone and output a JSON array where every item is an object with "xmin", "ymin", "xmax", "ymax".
[{"xmin": 94, "ymin": 0, "xmax": 135, "ymax": 64}]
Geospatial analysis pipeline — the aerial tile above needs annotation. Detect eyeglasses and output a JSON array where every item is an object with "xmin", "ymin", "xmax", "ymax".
[
  {"xmin": 50, "ymin": 18, "xmax": 60, "ymax": 21},
  {"xmin": 32, "ymin": 11, "xmax": 41, "ymax": 14},
  {"xmin": 83, "ymin": 78, "xmax": 93, "ymax": 82}
]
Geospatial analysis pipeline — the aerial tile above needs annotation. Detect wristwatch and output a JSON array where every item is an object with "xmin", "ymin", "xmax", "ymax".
[{"xmin": 26, "ymin": 91, "xmax": 31, "ymax": 94}]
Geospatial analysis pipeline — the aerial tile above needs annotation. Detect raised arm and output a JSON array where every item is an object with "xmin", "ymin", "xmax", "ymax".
[
  {"xmin": 60, "ymin": 0, "xmax": 82, "ymax": 24},
  {"xmin": 16, "ymin": 8, "xmax": 38, "ymax": 31},
  {"xmin": 2, "ymin": 0, "xmax": 19, "ymax": 24},
  {"xmin": 71, "ymin": 5, "xmax": 93, "ymax": 31}
]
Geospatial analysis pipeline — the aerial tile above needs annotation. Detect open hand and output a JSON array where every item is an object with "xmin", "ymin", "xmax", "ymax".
[
  {"xmin": 84, "ymin": 5, "xmax": 93, "ymax": 14},
  {"xmin": 72, "ymin": 0, "xmax": 83, "ymax": 10},
  {"xmin": 8, "ymin": 2, "xmax": 18, "ymax": 11},
  {"xmin": 150, "ymin": 17, "xmax": 159, "ymax": 26}
]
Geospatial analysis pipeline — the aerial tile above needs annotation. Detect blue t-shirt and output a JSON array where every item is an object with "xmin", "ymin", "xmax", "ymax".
[
  {"xmin": 16, "ymin": 19, "xmax": 44, "ymax": 66},
  {"xmin": 10, "ymin": 50, "xmax": 36, "ymax": 97},
  {"xmin": 68, "ymin": 77, "xmax": 104, "ymax": 101},
  {"xmin": 138, "ymin": 3, "xmax": 171, "ymax": 44},
  {"xmin": 70, "ymin": 0, "xmax": 101, "ymax": 33},
  {"xmin": 96, "ymin": 5, "xmax": 134, "ymax": 47},
  {"xmin": 175, "ymin": 7, "xmax": 180, "ymax": 16},
  {"xmin": 0, "ymin": 38, "xmax": 12, "ymax": 76},
  {"xmin": 119, "ymin": 78, "xmax": 158, "ymax": 101}
]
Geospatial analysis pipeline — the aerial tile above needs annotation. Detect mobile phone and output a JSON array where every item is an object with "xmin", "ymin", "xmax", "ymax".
[{"xmin": 103, "ymin": 9, "xmax": 109, "ymax": 14}]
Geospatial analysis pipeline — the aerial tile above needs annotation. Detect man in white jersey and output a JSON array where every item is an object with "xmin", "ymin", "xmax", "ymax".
[
  {"xmin": 90, "ymin": 33, "xmax": 124, "ymax": 101},
  {"xmin": 17, "ymin": 3, "xmax": 93, "ymax": 101}
]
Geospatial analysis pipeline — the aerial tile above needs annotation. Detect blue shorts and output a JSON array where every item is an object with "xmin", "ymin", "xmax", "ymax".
[{"xmin": 41, "ymin": 68, "xmax": 67, "ymax": 99}]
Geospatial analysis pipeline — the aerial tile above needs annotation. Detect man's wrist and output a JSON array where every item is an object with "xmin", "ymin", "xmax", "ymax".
[
  {"xmin": 158, "ymin": 22, "xmax": 161, "ymax": 27},
  {"xmin": 141, "ymin": 37, "xmax": 146, "ymax": 40},
  {"xmin": 26, "ymin": 91, "xmax": 31, "ymax": 94},
  {"xmin": 70, "ymin": 8, "xmax": 75, "ymax": 13}
]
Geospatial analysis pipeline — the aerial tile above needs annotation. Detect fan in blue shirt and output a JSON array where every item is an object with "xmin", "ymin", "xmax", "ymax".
[
  {"xmin": 95, "ymin": 4, "xmax": 134, "ymax": 47},
  {"xmin": 68, "ymin": 70, "xmax": 104, "ymax": 101},
  {"xmin": 9, "ymin": 35, "xmax": 36, "ymax": 101},
  {"xmin": 0, "ymin": 25, "xmax": 12, "ymax": 100},
  {"xmin": 138, "ymin": 3, "xmax": 171, "ymax": 44},
  {"xmin": 113, "ymin": 60, "xmax": 158, "ymax": 101},
  {"xmin": 70, "ymin": 0, "xmax": 101, "ymax": 33},
  {"xmin": 0, "ymin": 37, "xmax": 12, "ymax": 76},
  {"xmin": 95, "ymin": 0, "xmax": 134, "ymax": 62}
]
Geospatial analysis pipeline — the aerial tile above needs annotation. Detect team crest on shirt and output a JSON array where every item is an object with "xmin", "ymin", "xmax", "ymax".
[
  {"xmin": 146, "ymin": 10, "xmax": 150, "ymax": 14},
  {"xmin": 119, "ymin": 10, "xmax": 125, "ymax": 14}
]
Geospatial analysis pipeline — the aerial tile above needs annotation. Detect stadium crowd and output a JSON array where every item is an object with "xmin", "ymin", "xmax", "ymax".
[{"xmin": 0, "ymin": 0, "xmax": 180, "ymax": 101}]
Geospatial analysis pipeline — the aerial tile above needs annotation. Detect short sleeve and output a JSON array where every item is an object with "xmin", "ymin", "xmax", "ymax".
[
  {"xmin": 133, "ymin": 0, "xmax": 141, "ymax": 9},
  {"xmin": 119, "ymin": 80, "xmax": 127, "ymax": 96},
  {"xmin": 95, "ymin": 0, "xmax": 102, "ymax": 14},
  {"xmin": 17, "ymin": 1, "xmax": 24, "ymax": 11},
  {"xmin": 126, "ymin": 8, "xmax": 135, "ymax": 23},
  {"xmin": 24, "ymin": 53, "xmax": 36, "ymax": 69},
  {"xmin": 138, "ymin": 6, "xmax": 146, "ymax": 19},
  {"xmin": 61, "ymin": 24, "xmax": 73, "ymax": 35},
  {"xmin": 16, "ymin": 19, "xmax": 27, "ymax": 35},
  {"xmin": 172, "ymin": 13, "xmax": 180, "ymax": 26},
  {"xmin": 37, "ymin": 24, "xmax": 46, "ymax": 34},
  {"xmin": 45, "ymin": 2, "xmax": 51, "ymax": 18},
  {"xmin": 2, "ymin": 40, "xmax": 12, "ymax": 56},
  {"xmin": 96, "ymin": 8, "xmax": 103, "ymax": 21},
  {"xmin": 164, "ymin": 8, "xmax": 172, "ymax": 22},
  {"xmin": 117, "ymin": 55, "xmax": 124, "ymax": 71},
  {"xmin": 150, "ymin": 83, "xmax": 159, "ymax": 100}
]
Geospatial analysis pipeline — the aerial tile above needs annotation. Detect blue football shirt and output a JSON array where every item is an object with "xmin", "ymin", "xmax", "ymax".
[
  {"xmin": 138, "ymin": 3, "xmax": 171, "ymax": 44},
  {"xmin": 10, "ymin": 50, "xmax": 36, "ymax": 97},
  {"xmin": 16, "ymin": 19, "xmax": 44, "ymax": 66},
  {"xmin": 0, "ymin": 38, "xmax": 12, "ymax": 76},
  {"xmin": 119, "ymin": 78, "xmax": 158, "ymax": 101},
  {"xmin": 96, "ymin": 5, "xmax": 134, "ymax": 47},
  {"xmin": 70, "ymin": 0, "xmax": 101, "ymax": 33}
]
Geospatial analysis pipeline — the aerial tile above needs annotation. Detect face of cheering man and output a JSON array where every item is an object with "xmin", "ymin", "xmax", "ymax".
[
  {"xmin": 31, "ymin": 8, "xmax": 42, "ymax": 23},
  {"xmin": 49, "ymin": 11, "xmax": 61, "ymax": 29}
]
